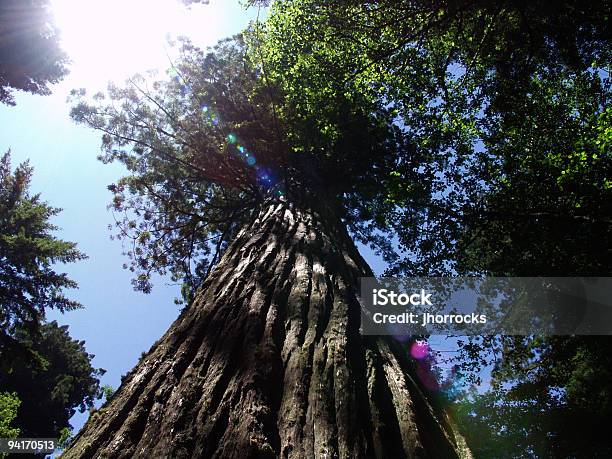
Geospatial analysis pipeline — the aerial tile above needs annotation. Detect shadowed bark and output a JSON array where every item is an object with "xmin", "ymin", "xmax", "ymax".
[{"xmin": 64, "ymin": 196, "xmax": 471, "ymax": 458}]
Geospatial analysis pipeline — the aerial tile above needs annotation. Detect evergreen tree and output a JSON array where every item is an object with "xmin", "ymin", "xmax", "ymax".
[
  {"xmin": 64, "ymin": 35, "xmax": 469, "ymax": 458},
  {"xmin": 0, "ymin": 321, "xmax": 104, "ymax": 438},
  {"xmin": 0, "ymin": 152, "xmax": 86, "ymax": 365},
  {"xmin": 0, "ymin": 154, "xmax": 104, "ymax": 443},
  {"xmin": 63, "ymin": 0, "xmax": 610, "ymax": 456}
]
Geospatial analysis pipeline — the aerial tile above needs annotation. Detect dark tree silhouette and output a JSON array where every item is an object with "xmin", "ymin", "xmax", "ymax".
[
  {"xmin": 0, "ymin": 321, "xmax": 104, "ymax": 439},
  {"xmin": 0, "ymin": 154, "xmax": 102, "ymax": 445}
]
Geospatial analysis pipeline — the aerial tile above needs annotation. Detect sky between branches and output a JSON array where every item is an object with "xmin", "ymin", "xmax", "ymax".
[{"xmin": 0, "ymin": 0, "xmax": 460, "ymax": 434}]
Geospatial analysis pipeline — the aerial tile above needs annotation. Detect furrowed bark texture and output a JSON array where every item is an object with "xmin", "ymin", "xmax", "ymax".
[{"xmin": 64, "ymin": 198, "xmax": 471, "ymax": 459}]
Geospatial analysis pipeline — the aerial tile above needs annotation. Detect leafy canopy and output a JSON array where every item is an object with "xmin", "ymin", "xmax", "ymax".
[
  {"xmin": 68, "ymin": 0, "xmax": 611, "ymax": 293},
  {"xmin": 261, "ymin": 0, "xmax": 611, "ymax": 276},
  {"xmin": 453, "ymin": 336, "xmax": 612, "ymax": 458},
  {"xmin": 0, "ymin": 0, "xmax": 69, "ymax": 105},
  {"xmin": 69, "ymin": 3, "xmax": 611, "ymax": 453},
  {"xmin": 69, "ymin": 33, "xmax": 407, "ymax": 298},
  {"xmin": 0, "ymin": 321, "xmax": 105, "ymax": 437},
  {"xmin": 0, "ymin": 391, "xmax": 20, "ymax": 439}
]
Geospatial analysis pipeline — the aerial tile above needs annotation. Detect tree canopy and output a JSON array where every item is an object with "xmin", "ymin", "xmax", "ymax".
[
  {"xmin": 451, "ymin": 336, "xmax": 612, "ymax": 457},
  {"xmin": 0, "ymin": 153, "xmax": 103, "ymax": 443},
  {"xmin": 259, "ymin": 0, "xmax": 611, "ymax": 276},
  {"xmin": 0, "ymin": 152, "xmax": 86, "ymax": 363},
  {"xmin": 68, "ymin": 32, "xmax": 406, "ymax": 299},
  {"xmin": 0, "ymin": 0, "xmax": 69, "ymax": 105},
  {"xmin": 68, "ymin": 1, "xmax": 611, "ymax": 454},
  {"xmin": 69, "ymin": 0, "xmax": 611, "ymax": 290},
  {"xmin": 0, "ymin": 321, "xmax": 104, "ymax": 438}
]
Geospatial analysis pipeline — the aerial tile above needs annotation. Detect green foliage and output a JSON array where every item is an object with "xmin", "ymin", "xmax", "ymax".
[
  {"xmin": 69, "ymin": 36, "xmax": 276, "ymax": 298},
  {"xmin": 101, "ymin": 384, "xmax": 114, "ymax": 402},
  {"xmin": 68, "ymin": 1, "xmax": 611, "ymax": 454},
  {"xmin": 262, "ymin": 2, "xmax": 612, "ymax": 455},
  {"xmin": 0, "ymin": 391, "xmax": 20, "ymax": 438},
  {"xmin": 0, "ymin": 152, "xmax": 86, "ymax": 365},
  {"xmin": 0, "ymin": 0, "xmax": 68, "ymax": 105},
  {"xmin": 262, "ymin": 0, "xmax": 611, "ymax": 275},
  {"xmin": 69, "ymin": 31, "xmax": 405, "ymax": 297},
  {"xmin": 456, "ymin": 71, "xmax": 611, "ymax": 277},
  {"xmin": 453, "ymin": 337, "xmax": 612, "ymax": 457},
  {"xmin": 0, "ymin": 392, "xmax": 20, "ymax": 459},
  {"xmin": 58, "ymin": 426, "xmax": 73, "ymax": 449},
  {"xmin": 0, "ymin": 321, "xmax": 105, "ymax": 437},
  {"xmin": 0, "ymin": 152, "xmax": 99, "ymax": 448}
]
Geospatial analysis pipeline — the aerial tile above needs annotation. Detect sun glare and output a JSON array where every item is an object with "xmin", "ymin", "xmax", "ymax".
[{"xmin": 50, "ymin": 0, "xmax": 228, "ymax": 89}]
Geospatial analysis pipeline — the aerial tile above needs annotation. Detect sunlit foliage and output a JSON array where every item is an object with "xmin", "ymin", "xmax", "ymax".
[
  {"xmin": 0, "ymin": 0, "xmax": 68, "ymax": 105},
  {"xmin": 0, "ymin": 392, "xmax": 20, "ymax": 440},
  {"xmin": 69, "ymin": 34, "xmax": 408, "ymax": 299}
]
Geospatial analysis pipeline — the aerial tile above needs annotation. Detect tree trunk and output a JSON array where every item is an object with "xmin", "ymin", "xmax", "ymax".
[{"xmin": 64, "ymin": 197, "xmax": 471, "ymax": 458}]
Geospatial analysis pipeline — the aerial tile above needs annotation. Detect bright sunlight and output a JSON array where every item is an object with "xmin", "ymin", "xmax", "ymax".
[{"xmin": 50, "ymin": 0, "xmax": 233, "ymax": 88}]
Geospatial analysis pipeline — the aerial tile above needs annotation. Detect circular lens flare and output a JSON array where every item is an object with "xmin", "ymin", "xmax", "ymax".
[{"xmin": 410, "ymin": 340, "xmax": 429, "ymax": 360}]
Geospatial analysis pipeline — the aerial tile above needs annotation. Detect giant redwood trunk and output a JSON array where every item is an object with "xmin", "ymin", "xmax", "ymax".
[{"xmin": 64, "ymin": 196, "xmax": 471, "ymax": 458}]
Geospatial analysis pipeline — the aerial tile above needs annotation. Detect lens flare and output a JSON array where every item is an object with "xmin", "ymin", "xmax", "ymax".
[
  {"xmin": 410, "ymin": 340, "xmax": 429, "ymax": 360},
  {"xmin": 195, "ymin": 98, "xmax": 276, "ymax": 192}
]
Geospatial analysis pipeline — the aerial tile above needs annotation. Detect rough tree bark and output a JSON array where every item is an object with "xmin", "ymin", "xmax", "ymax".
[{"xmin": 64, "ymin": 196, "xmax": 471, "ymax": 458}]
